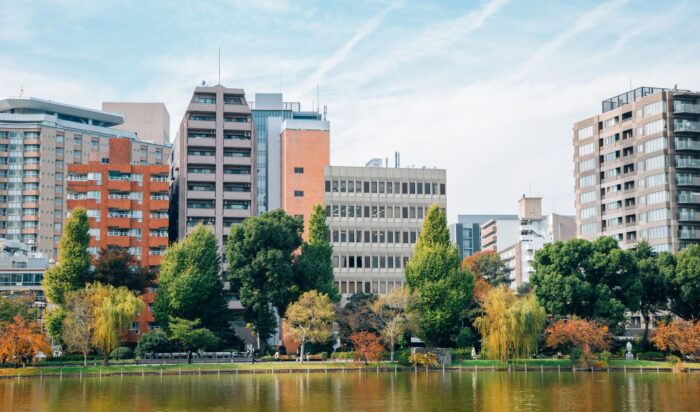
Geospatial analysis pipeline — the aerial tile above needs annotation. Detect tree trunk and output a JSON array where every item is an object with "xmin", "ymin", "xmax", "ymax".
[
  {"xmin": 390, "ymin": 336, "xmax": 395, "ymax": 363},
  {"xmin": 187, "ymin": 351, "xmax": 192, "ymax": 364},
  {"xmin": 83, "ymin": 351, "xmax": 87, "ymax": 367},
  {"xmin": 103, "ymin": 345, "xmax": 109, "ymax": 367},
  {"xmin": 300, "ymin": 341, "xmax": 305, "ymax": 363},
  {"xmin": 642, "ymin": 312, "xmax": 651, "ymax": 343}
]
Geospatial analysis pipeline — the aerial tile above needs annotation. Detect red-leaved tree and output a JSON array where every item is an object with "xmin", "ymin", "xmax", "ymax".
[
  {"xmin": 651, "ymin": 319, "xmax": 700, "ymax": 357},
  {"xmin": 0, "ymin": 315, "xmax": 51, "ymax": 367},
  {"xmin": 350, "ymin": 331, "xmax": 384, "ymax": 365},
  {"xmin": 545, "ymin": 317, "xmax": 611, "ymax": 354}
]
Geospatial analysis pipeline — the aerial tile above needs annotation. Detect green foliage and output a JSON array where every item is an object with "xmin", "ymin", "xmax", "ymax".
[
  {"xmin": 456, "ymin": 327, "xmax": 477, "ymax": 349},
  {"xmin": 154, "ymin": 224, "xmax": 229, "ymax": 333},
  {"xmin": 226, "ymin": 210, "xmax": 303, "ymax": 342},
  {"xmin": 405, "ymin": 205, "xmax": 473, "ymax": 347},
  {"xmin": 0, "ymin": 296, "xmax": 36, "ymax": 323},
  {"xmin": 335, "ymin": 292, "xmax": 380, "ymax": 346},
  {"xmin": 89, "ymin": 248, "xmax": 155, "ymax": 292},
  {"xmin": 43, "ymin": 208, "xmax": 91, "ymax": 305},
  {"xmin": 168, "ymin": 317, "xmax": 220, "ymax": 352},
  {"xmin": 44, "ymin": 307, "xmax": 65, "ymax": 343},
  {"xmin": 285, "ymin": 290, "xmax": 335, "ymax": 359},
  {"xmin": 294, "ymin": 206, "xmax": 339, "ymax": 302},
  {"xmin": 307, "ymin": 204, "xmax": 329, "ymax": 243},
  {"xmin": 670, "ymin": 244, "xmax": 700, "ymax": 320},
  {"xmin": 62, "ymin": 289, "xmax": 95, "ymax": 365},
  {"xmin": 462, "ymin": 251, "xmax": 509, "ymax": 286},
  {"xmin": 531, "ymin": 237, "xmax": 642, "ymax": 332},
  {"xmin": 634, "ymin": 242, "xmax": 672, "ymax": 337},
  {"xmin": 135, "ymin": 330, "xmax": 170, "ymax": 358},
  {"xmin": 109, "ymin": 346, "xmax": 134, "ymax": 360},
  {"xmin": 666, "ymin": 355, "xmax": 681, "ymax": 365},
  {"xmin": 397, "ymin": 350, "xmax": 411, "ymax": 366}
]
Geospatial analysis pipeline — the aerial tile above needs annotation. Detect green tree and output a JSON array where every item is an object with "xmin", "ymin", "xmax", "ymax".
[
  {"xmin": 153, "ymin": 224, "xmax": 229, "ymax": 333},
  {"xmin": 671, "ymin": 244, "xmax": 700, "ymax": 320},
  {"xmin": 295, "ymin": 205, "xmax": 340, "ymax": 302},
  {"xmin": 531, "ymin": 237, "xmax": 642, "ymax": 332},
  {"xmin": 284, "ymin": 290, "xmax": 334, "ymax": 361},
  {"xmin": 169, "ymin": 317, "xmax": 219, "ymax": 363},
  {"xmin": 62, "ymin": 289, "xmax": 95, "ymax": 366},
  {"xmin": 0, "ymin": 296, "xmax": 36, "ymax": 323},
  {"xmin": 90, "ymin": 283, "xmax": 144, "ymax": 366},
  {"xmin": 335, "ymin": 292, "xmax": 381, "ymax": 347},
  {"xmin": 44, "ymin": 308, "xmax": 65, "ymax": 343},
  {"xmin": 42, "ymin": 208, "xmax": 91, "ymax": 305},
  {"xmin": 135, "ymin": 329, "xmax": 170, "ymax": 359},
  {"xmin": 226, "ymin": 210, "xmax": 303, "ymax": 346},
  {"xmin": 474, "ymin": 286, "xmax": 546, "ymax": 361},
  {"xmin": 634, "ymin": 241, "xmax": 671, "ymax": 339},
  {"xmin": 89, "ymin": 248, "xmax": 155, "ymax": 292},
  {"xmin": 462, "ymin": 250, "xmax": 509, "ymax": 286},
  {"xmin": 405, "ymin": 205, "xmax": 474, "ymax": 347}
]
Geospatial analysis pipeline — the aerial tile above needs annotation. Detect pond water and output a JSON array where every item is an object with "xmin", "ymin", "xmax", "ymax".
[{"xmin": 1, "ymin": 370, "xmax": 698, "ymax": 411}]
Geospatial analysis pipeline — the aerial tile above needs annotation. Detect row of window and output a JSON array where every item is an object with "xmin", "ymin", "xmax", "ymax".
[
  {"xmin": 331, "ymin": 229, "xmax": 419, "ymax": 245},
  {"xmin": 188, "ymin": 165, "xmax": 251, "ymax": 175},
  {"xmin": 325, "ymin": 179, "xmax": 445, "ymax": 196},
  {"xmin": 333, "ymin": 254, "xmax": 410, "ymax": 270},
  {"xmin": 186, "ymin": 200, "xmax": 251, "ymax": 210},
  {"xmin": 0, "ymin": 272, "xmax": 43, "ymax": 286},
  {"xmin": 336, "ymin": 280, "xmax": 404, "ymax": 295},
  {"xmin": 326, "ymin": 204, "xmax": 430, "ymax": 220}
]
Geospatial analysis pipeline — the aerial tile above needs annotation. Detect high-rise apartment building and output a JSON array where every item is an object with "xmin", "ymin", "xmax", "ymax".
[
  {"xmin": 102, "ymin": 102, "xmax": 170, "ymax": 144},
  {"xmin": 500, "ymin": 196, "xmax": 575, "ymax": 288},
  {"xmin": 170, "ymin": 85, "xmax": 256, "ymax": 247},
  {"xmin": 573, "ymin": 87, "xmax": 700, "ymax": 252},
  {"xmin": 280, "ymin": 119, "xmax": 330, "ymax": 238},
  {"xmin": 66, "ymin": 138, "xmax": 169, "ymax": 269},
  {"xmin": 0, "ymin": 97, "xmax": 171, "ymax": 259},
  {"xmin": 251, "ymin": 93, "xmax": 322, "ymax": 213},
  {"xmin": 324, "ymin": 164, "xmax": 447, "ymax": 296},
  {"xmin": 480, "ymin": 218, "xmax": 520, "ymax": 252},
  {"xmin": 449, "ymin": 214, "xmax": 518, "ymax": 259}
]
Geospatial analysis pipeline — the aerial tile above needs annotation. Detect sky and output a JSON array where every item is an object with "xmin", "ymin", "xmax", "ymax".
[{"xmin": 1, "ymin": 0, "xmax": 699, "ymax": 221}]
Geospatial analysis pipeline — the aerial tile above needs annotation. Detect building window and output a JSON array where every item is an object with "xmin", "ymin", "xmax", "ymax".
[
  {"xmin": 294, "ymin": 167, "xmax": 304, "ymax": 174},
  {"xmin": 294, "ymin": 190, "xmax": 304, "ymax": 197}
]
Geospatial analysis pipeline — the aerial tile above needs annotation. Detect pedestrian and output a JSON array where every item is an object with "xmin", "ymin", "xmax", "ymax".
[{"xmin": 274, "ymin": 350, "xmax": 280, "ymax": 362}]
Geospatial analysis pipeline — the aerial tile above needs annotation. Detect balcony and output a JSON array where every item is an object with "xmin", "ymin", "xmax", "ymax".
[
  {"xmin": 223, "ymin": 191, "xmax": 251, "ymax": 200},
  {"xmin": 105, "ymin": 235, "xmax": 131, "ymax": 248},
  {"xmin": 223, "ymin": 138, "xmax": 252, "ymax": 148},
  {"xmin": 678, "ymin": 193, "xmax": 700, "ymax": 204},
  {"xmin": 148, "ymin": 218, "xmax": 169, "ymax": 229},
  {"xmin": 187, "ymin": 190, "xmax": 216, "ymax": 199},
  {"xmin": 675, "ymin": 139, "xmax": 700, "ymax": 151},
  {"xmin": 223, "ymin": 173, "xmax": 251, "ymax": 183},
  {"xmin": 150, "ymin": 199, "xmax": 170, "ymax": 210},
  {"xmin": 187, "ymin": 208, "xmax": 216, "ymax": 217},
  {"xmin": 674, "ymin": 101, "xmax": 700, "ymax": 114},
  {"xmin": 149, "ymin": 181, "xmax": 169, "ymax": 192},
  {"xmin": 187, "ymin": 119, "xmax": 216, "ymax": 129},
  {"xmin": 107, "ymin": 198, "xmax": 131, "ymax": 209},
  {"xmin": 223, "ymin": 103, "xmax": 251, "ymax": 114},
  {"xmin": 187, "ymin": 172, "xmax": 216, "ymax": 181},
  {"xmin": 222, "ymin": 122, "xmax": 251, "ymax": 132},
  {"xmin": 187, "ymin": 137, "xmax": 216, "ymax": 147},
  {"xmin": 679, "ymin": 230, "xmax": 700, "ymax": 240},
  {"xmin": 223, "ymin": 208, "xmax": 250, "ymax": 219},
  {"xmin": 676, "ymin": 157, "xmax": 700, "ymax": 168},
  {"xmin": 187, "ymin": 102, "xmax": 217, "ymax": 113},
  {"xmin": 674, "ymin": 119, "xmax": 700, "ymax": 133},
  {"xmin": 223, "ymin": 156, "xmax": 252, "ymax": 166},
  {"xmin": 678, "ymin": 210, "xmax": 698, "ymax": 221},
  {"xmin": 107, "ymin": 179, "xmax": 131, "ymax": 191},
  {"xmin": 187, "ymin": 154, "xmax": 215, "ymax": 164}
]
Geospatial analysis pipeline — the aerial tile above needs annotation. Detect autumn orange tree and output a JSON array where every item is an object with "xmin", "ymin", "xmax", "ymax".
[
  {"xmin": 462, "ymin": 250, "xmax": 509, "ymax": 286},
  {"xmin": 545, "ymin": 317, "xmax": 610, "ymax": 355},
  {"xmin": 651, "ymin": 319, "xmax": 700, "ymax": 357},
  {"xmin": 0, "ymin": 315, "xmax": 51, "ymax": 367},
  {"xmin": 350, "ymin": 331, "xmax": 384, "ymax": 365}
]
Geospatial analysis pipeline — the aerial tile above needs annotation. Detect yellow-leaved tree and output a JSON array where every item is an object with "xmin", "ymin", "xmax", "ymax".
[
  {"xmin": 89, "ymin": 283, "xmax": 143, "ymax": 366},
  {"xmin": 285, "ymin": 290, "xmax": 334, "ymax": 361}
]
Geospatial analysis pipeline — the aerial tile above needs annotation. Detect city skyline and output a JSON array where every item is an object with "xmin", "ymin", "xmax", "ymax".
[{"xmin": 2, "ymin": 0, "xmax": 700, "ymax": 220}]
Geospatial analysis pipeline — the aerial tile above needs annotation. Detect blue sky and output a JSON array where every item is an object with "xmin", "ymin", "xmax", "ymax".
[{"xmin": 2, "ymin": 0, "xmax": 699, "ymax": 220}]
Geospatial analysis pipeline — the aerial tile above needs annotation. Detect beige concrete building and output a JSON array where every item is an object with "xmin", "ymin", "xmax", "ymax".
[
  {"xmin": 480, "ymin": 218, "xmax": 519, "ymax": 252},
  {"xmin": 170, "ymin": 85, "xmax": 256, "ymax": 248},
  {"xmin": 324, "ymin": 163, "xmax": 446, "ymax": 296},
  {"xmin": 102, "ymin": 102, "xmax": 170, "ymax": 145},
  {"xmin": 573, "ymin": 87, "xmax": 700, "ymax": 252},
  {"xmin": 0, "ymin": 97, "xmax": 171, "ymax": 259}
]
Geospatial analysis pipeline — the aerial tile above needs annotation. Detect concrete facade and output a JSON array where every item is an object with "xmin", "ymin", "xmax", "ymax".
[
  {"xmin": 574, "ymin": 87, "xmax": 700, "ymax": 252},
  {"xmin": 0, "ymin": 238, "xmax": 48, "ymax": 302},
  {"xmin": 0, "ymin": 97, "xmax": 171, "ymax": 259},
  {"xmin": 280, "ymin": 119, "xmax": 330, "ymax": 239},
  {"xmin": 480, "ymin": 218, "xmax": 520, "ymax": 252},
  {"xmin": 102, "ymin": 102, "xmax": 170, "ymax": 144},
  {"xmin": 170, "ymin": 85, "xmax": 256, "ymax": 248},
  {"xmin": 324, "ymin": 165, "xmax": 447, "ymax": 296}
]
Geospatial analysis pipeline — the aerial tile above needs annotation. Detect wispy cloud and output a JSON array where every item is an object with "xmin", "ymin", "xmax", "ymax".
[{"xmin": 295, "ymin": 5, "xmax": 395, "ymax": 96}]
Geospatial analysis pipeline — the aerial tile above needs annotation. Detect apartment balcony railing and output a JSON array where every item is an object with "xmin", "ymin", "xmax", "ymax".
[
  {"xmin": 674, "ymin": 120, "xmax": 700, "ymax": 133},
  {"xmin": 675, "ymin": 139, "xmax": 700, "ymax": 150},
  {"xmin": 676, "ymin": 157, "xmax": 700, "ymax": 168},
  {"xmin": 674, "ymin": 101, "xmax": 700, "ymax": 114}
]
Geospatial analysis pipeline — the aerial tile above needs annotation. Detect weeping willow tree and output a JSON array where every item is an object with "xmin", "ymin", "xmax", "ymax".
[
  {"xmin": 474, "ymin": 285, "xmax": 546, "ymax": 362},
  {"xmin": 89, "ymin": 283, "xmax": 143, "ymax": 366}
]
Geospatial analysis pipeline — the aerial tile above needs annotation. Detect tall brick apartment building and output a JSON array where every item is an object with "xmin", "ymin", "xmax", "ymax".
[{"xmin": 66, "ymin": 137, "xmax": 169, "ymax": 340}]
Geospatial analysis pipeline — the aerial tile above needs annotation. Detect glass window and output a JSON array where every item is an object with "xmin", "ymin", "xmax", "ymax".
[
  {"xmin": 580, "ymin": 175, "xmax": 596, "ymax": 188},
  {"xmin": 580, "ymin": 191, "xmax": 596, "ymax": 203},
  {"xmin": 580, "ymin": 206, "xmax": 596, "ymax": 219},
  {"xmin": 579, "ymin": 159, "xmax": 596, "ymax": 172},
  {"xmin": 578, "ymin": 143, "xmax": 595, "ymax": 156},
  {"xmin": 577, "ymin": 126, "xmax": 594, "ymax": 140}
]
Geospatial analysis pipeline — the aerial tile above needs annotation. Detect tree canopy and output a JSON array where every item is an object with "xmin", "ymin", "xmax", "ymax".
[
  {"xmin": 294, "ymin": 205, "xmax": 340, "ymax": 302},
  {"xmin": 43, "ymin": 208, "xmax": 91, "ymax": 305},
  {"xmin": 462, "ymin": 250, "xmax": 509, "ymax": 286},
  {"xmin": 670, "ymin": 244, "xmax": 700, "ymax": 320},
  {"xmin": 405, "ymin": 205, "xmax": 473, "ymax": 347},
  {"xmin": 226, "ymin": 210, "xmax": 303, "ymax": 343},
  {"xmin": 154, "ymin": 224, "xmax": 229, "ymax": 333},
  {"xmin": 284, "ymin": 290, "xmax": 334, "ymax": 360},
  {"xmin": 89, "ymin": 248, "xmax": 155, "ymax": 292},
  {"xmin": 531, "ymin": 237, "xmax": 642, "ymax": 331},
  {"xmin": 89, "ymin": 283, "xmax": 143, "ymax": 366}
]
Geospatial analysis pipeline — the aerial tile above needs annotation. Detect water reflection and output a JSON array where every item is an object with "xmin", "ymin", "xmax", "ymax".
[{"xmin": 1, "ymin": 371, "xmax": 698, "ymax": 412}]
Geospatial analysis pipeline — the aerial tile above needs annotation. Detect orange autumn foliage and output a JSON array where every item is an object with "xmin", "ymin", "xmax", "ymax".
[
  {"xmin": 651, "ymin": 319, "xmax": 700, "ymax": 356},
  {"xmin": 545, "ymin": 317, "xmax": 610, "ymax": 354},
  {"xmin": 0, "ymin": 315, "xmax": 51, "ymax": 367},
  {"xmin": 350, "ymin": 331, "xmax": 384, "ymax": 365},
  {"xmin": 472, "ymin": 277, "xmax": 492, "ymax": 301}
]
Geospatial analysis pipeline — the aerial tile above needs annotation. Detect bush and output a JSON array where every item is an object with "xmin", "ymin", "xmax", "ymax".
[
  {"xmin": 408, "ymin": 352, "xmax": 438, "ymax": 367},
  {"xmin": 456, "ymin": 328, "xmax": 477, "ymax": 348},
  {"xmin": 638, "ymin": 351, "xmax": 665, "ymax": 360},
  {"xmin": 331, "ymin": 351, "xmax": 355, "ymax": 360},
  {"xmin": 666, "ymin": 355, "xmax": 681, "ymax": 365},
  {"xmin": 135, "ymin": 330, "xmax": 170, "ymax": 358},
  {"xmin": 598, "ymin": 351, "xmax": 612, "ymax": 362},
  {"xmin": 397, "ymin": 350, "xmax": 411, "ymax": 366},
  {"xmin": 110, "ymin": 347, "xmax": 134, "ymax": 360}
]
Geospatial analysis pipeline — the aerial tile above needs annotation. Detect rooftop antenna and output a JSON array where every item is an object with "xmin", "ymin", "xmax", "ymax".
[
  {"xmin": 218, "ymin": 46, "xmax": 221, "ymax": 85},
  {"xmin": 19, "ymin": 85, "xmax": 24, "ymax": 98}
]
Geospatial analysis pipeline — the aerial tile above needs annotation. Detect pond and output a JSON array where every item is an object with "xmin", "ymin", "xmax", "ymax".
[{"xmin": 1, "ymin": 370, "xmax": 698, "ymax": 411}]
